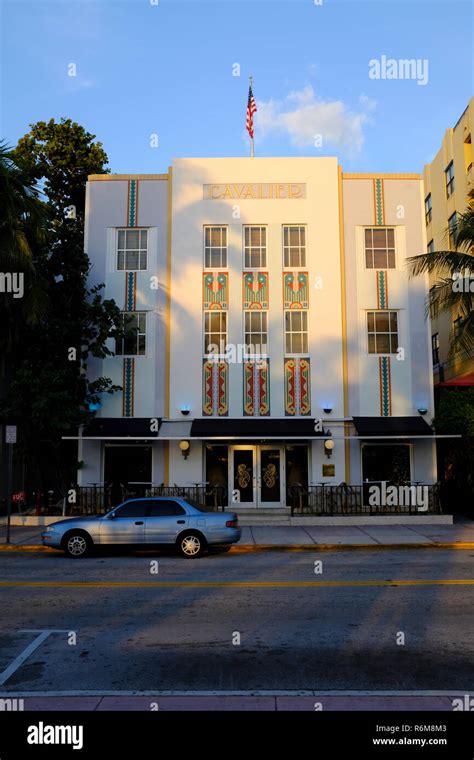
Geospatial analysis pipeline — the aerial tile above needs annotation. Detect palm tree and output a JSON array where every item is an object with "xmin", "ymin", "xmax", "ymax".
[
  {"xmin": 407, "ymin": 203, "xmax": 474, "ymax": 356},
  {"xmin": 0, "ymin": 141, "xmax": 50, "ymax": 349}
]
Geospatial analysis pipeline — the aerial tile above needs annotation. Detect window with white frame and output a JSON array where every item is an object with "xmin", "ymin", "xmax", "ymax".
[
  {"xmin": 285, "ymin": 311, "xmax": 308, "ymax": 354},
  {"xmin": 244, "ymin": 226, "xmax": 267, "ymax": 268},
  {"xmin": 244, "ymin": 311, "xmax": 268, "ymax": 355},
  {"xmin": 117, "ymin": 229, "xmax": 148, "ymax": 271},
  {"xmin": 431, "ymin": 333, "xmax": 440, "ymax": 365},
  {"xmin": 364, "ymin": 228, "xmax": 396, "ymax": 269},
  {"xmin": 115, "ymin": 312, "xmax": 146, "ymax": 356},
  {"xmin": 367, "ymin": 311, "xmax": 399, "ymax": 354},
  {"xmin": 204, "ymin": 226, "xmax": 227, "ymax": 268},
  {"xmin": 204, "ymin": 311, "xmax": 227, "ymax": 355},
  {"xmin": 283, "ymin": 226, "xmax": 306, "ymax": 268}
]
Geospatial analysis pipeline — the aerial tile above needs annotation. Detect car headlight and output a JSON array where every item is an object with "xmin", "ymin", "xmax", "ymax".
[{"xmin": 45, "ymin": 526, "xmax": 56, "ymax": 532}]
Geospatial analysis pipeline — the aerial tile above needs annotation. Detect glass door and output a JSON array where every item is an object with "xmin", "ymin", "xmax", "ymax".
[
  {"xmin": 230, "ymin": 446, "xmax": 256, "ymax": 507},
  {"xmin": 258, "ymin": 446, "xmax": 283, "ymax": 508}
]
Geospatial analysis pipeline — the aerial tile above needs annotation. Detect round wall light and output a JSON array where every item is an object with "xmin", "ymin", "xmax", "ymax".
[
  {"xmin": 179, "ymin": 440, "xmax": 191, "ymax": 459},
  {"xmin": 324, "ymin": 439, "xmax": 335, "ymax": 458}
]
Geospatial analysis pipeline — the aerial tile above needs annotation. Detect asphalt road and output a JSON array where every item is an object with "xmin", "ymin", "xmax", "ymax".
[{"xmin": 0, "ymin": 549, "xmax": 473, "ymax": 692}]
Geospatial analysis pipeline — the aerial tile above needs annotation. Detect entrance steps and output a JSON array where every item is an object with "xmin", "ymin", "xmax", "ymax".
[{"xmin": 233, "ymin": 508, "xmax": 292, "ymax": 525}]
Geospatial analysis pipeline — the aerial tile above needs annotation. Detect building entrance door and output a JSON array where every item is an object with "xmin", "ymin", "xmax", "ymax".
[{"xmin": 229, "ymin": 445, "xmax": 284, "ymax": 508}]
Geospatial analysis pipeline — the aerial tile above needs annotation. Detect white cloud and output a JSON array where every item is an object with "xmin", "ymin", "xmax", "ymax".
[{"xmin": 255, "ymin": 85, "xmax": 376, "ymax": 153}]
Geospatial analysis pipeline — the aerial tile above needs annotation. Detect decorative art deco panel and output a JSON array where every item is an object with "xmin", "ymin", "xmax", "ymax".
[
  {"xmin": 203, "ymin": 272, "xmax": 228, "ymax": 310},
  {"xmin": 243, "ymin": 272, "xmax": 268, "ymax": 309},
  {"xmin": 284, "ymin": 358, "xmax": 311, "ymax": 416},
  {"xmin": 283, "ymin": 272, "xmax": 309, "ymax": 309},
  {"xmin": 202, "ymin": 360, "xmax": 228, "ymax": 416},
  {"xmin": 243, "ymin": 360, "xmax": 270, "ymax": 416}
]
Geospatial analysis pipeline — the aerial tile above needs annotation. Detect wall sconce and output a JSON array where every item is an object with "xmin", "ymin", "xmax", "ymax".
[
  {"xmin": 180, "ymin": 406, "xmax": 190, "ymax": 416},
  {"xmin": 324, "ymin": 439, "xmax": 335, "ymax": 459},
  {"xmin": 322, "ymin": 405, "xmax": 333, "ymax": 414},
  {"xmin": 179, "ymin": 440, "xmax": 191, "ymax": 459},
  {"xmin": 418, "ymin": 407, "xmax": 428, "ymax": 415}
]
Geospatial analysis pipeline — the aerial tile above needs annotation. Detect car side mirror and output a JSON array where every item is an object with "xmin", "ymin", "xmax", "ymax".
[{"xmin": 108, "ymin": 512, "xmax": 117, "ymax": 519}]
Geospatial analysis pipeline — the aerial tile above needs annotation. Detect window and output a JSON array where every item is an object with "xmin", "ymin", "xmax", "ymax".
[
  {"xmin": 424, "ymin": 194, "xmax": 432, "ymax": 225},
  {"xmin": 148, "ymin": 500, "xmax": 185, "ymax": 517},
  {"xmin": 115, "ymin": 312, "xmax": 146, "ymax": 356},
  {"xmin": 367, "ymin": 311, "xmax": 399, "ymax": 354},
  {"xmin": 427, "ymin": 239, "xmax": 435, "ymax": 253},
  {"xmin": 464, "ymin": 135, "xmax": 472, "ymax": 172},
  {"xmin": 429, "ymin": 286, "xmax": 438, "ymax": 318},
  {"xmin": 244, "ymin": 226, "xmax": 266, "ymax": 268},
  {"xmin": 117, "ymin": 229, "xmax": 148, "ymax": 271},
  {"xmin": 453, "ymin": 316, "xmax": 463, "ymax": 338},
  {"xmin": 431, "ymin": 333, "xmax": 440, "ymax": 365},
  {"xmin": 244, "ymin": 311, "xmax": 268, "ymax": 355},
  {"xmin": 204, "ymin": 226, "xmax": 227, "ymax": 268},
  {"xmin": 113, "ymin": 501, "xmax": 148, "ymax": 518},
  {"xmin": 364, "ymin": 228, "xmax": 396, "ymax": 269},
  {"xmin": 204, "ymin": 311, "xmax": 227, "ymax": 355},
  {"xmin": 445, "ymin": 161, "xmax": 455, "ymax": 197},
  {"xmin": 283, "ymin": 226, "xmax": 306, "ymax": 268},
  {"xmin": 285, "ymin": 311, "xmax": 308, "ymax": 354},
  {"xmin": 448, "ymin": 212, "xmax": 458, "ymax": 247}
]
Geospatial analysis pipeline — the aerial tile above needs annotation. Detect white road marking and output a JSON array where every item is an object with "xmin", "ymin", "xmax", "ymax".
[{"xmin": 0, "ymin": 630, "xmax": 72, "ymax": 687}]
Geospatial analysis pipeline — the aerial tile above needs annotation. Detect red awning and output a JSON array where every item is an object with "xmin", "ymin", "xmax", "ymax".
[{"xmin": 438, "ymin": 372, "xmax": 474, "ymax": 387}]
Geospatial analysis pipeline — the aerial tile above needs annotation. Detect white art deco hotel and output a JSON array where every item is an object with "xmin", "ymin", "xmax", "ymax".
[{"xmin": 77, "ymin": 157, "xmax": 437, "ymax": 513}]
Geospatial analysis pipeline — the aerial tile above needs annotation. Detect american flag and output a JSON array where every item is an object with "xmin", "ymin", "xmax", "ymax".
[{"xmin": 246, "ymin": 84, "xmax": 257, "ymax": 139}]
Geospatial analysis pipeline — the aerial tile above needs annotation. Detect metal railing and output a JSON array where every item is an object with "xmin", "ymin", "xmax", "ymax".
[
  {"xmin": 289, "ymin": 483, "xmax": 442, "ymax": 516},
  {"xmin": 67, "ymin": 484, "xmax": 227, "ymax": 514}
]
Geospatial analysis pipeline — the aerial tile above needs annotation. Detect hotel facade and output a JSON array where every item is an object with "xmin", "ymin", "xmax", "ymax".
[{"xmin": 76, "ymin": 157, "xmax": 437, "ymax": 510}]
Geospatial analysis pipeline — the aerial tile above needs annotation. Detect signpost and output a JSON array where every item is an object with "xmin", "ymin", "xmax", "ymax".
[{"xmin": 5, "ymin": 426, "xmax": 16, "ymax": 544}]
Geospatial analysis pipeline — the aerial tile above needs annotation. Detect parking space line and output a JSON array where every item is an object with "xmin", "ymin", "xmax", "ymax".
[{"xmin": 0, "ymin": 630, "xmax": 71, "ymax": 687}]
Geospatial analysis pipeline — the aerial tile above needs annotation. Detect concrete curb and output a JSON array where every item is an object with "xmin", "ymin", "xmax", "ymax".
[{"xmin": 0, "ymin": 542, "xmax": 474, "ymax": 553}]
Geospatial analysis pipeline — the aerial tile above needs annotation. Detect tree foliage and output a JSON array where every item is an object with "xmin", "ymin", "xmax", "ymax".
[{"xmin": 1, "ymin": 119, "xmax": 121, "ymax": 493}]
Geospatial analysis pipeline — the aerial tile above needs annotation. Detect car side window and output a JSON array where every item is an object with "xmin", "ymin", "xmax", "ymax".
[
  {"xmin": 148, "ymin": 500, "xmax": 186, "ymax": 517},
  {"xmin": 113, "ymin": 501, "xmax": 148, "ymax": 518}
]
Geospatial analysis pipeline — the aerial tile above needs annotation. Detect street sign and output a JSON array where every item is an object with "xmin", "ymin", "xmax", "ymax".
[
  {"xmin": 12, "ymin": 491, "xmax": 26, "ymax": 503},
  {"xmin": 5, "ymin": 425, "xmax": 17, "ymax": 444}
]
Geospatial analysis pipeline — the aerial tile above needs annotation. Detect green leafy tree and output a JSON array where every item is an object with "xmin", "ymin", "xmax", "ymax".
[
  {"xmin": 434, "ymin": 388, "xmax": 474, "ymax": 511},
  {"xmin": 1, "ymin": 119, "xmax": 122, "ymax": 498},
  {"xmin": 407, "ymin": 204, "xmax": 474, "ymax": 355},
  {"xmin": 0, "ymin": 142, "xmax": 50, "ymax": 351}
]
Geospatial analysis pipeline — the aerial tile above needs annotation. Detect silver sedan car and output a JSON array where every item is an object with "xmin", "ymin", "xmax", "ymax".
[{"xmin": 42, "ymin": 497, "xmax": 241, "ymax": 559}]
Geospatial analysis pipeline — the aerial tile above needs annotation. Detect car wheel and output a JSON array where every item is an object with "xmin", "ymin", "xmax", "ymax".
[
  {"xmin": 63, "ymin": 531, "xmax": 93, "ymax": 559},
  {"xmin": 177, "ymin": 531, "xmax": 206, "ymax": 558},
  {"xmin": 208, "ymin": 545, "xmax": 232, "ymax": 554}
]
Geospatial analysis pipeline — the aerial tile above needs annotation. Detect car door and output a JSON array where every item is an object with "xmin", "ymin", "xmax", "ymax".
[
  {"xmin": 99, "ymin": 500, "xmax": 148, "ymax": 545},
  {"xmin": 145, "ymin": 500, "xmax": 189, "ymax": 544}
]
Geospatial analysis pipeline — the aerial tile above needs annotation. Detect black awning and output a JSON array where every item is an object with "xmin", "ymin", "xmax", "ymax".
[
  {"xmin": 82, "ymin": 417, "xmax": 162, "ymax": 438},
  {"xmin": 352, "ymin": 416, "xmax": 433, "ymax": 437},
  {"xmin": 190, "ymin": 418, "xmax": 325, "ymax": 439}
]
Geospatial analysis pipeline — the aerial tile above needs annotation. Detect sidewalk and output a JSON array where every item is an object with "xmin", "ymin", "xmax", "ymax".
[{"xmin": 1, "ymin": 520, "xmax": 474, "ymax": 550}]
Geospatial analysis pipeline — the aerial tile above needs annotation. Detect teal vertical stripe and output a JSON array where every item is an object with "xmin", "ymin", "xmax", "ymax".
[
  {"xmin": 123, "ymin": 358, "xmax": 134, "ymax": 418},
  {"xmin": 380, "ymin": 356, "xmax": 390, "ymax": 417},
  {"xmin": 375, "ymin": 178, "xmax": 384, "ymax": 226},
  {"xmin": 128, "ymin": 180, "xmax": 137, "ymax": 227},
  {"xmin": 126, "ymin": 272, "xmax": 135, "ymax": 311}
]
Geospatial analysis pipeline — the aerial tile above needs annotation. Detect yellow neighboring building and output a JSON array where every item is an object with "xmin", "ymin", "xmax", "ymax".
[{"xmin": 423, "ymin": 96, "xmax": 474, "ymax": 386}]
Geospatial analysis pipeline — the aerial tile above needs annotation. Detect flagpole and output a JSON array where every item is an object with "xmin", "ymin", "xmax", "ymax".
[{"xmin": 249, "ymin": 76, "xmax": 254, "ymax": 158}]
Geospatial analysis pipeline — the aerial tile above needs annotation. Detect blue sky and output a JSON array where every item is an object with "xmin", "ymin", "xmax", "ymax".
[{"xmin": 1, "ymin": 0, "xmax": 472, "ymax": 173}]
